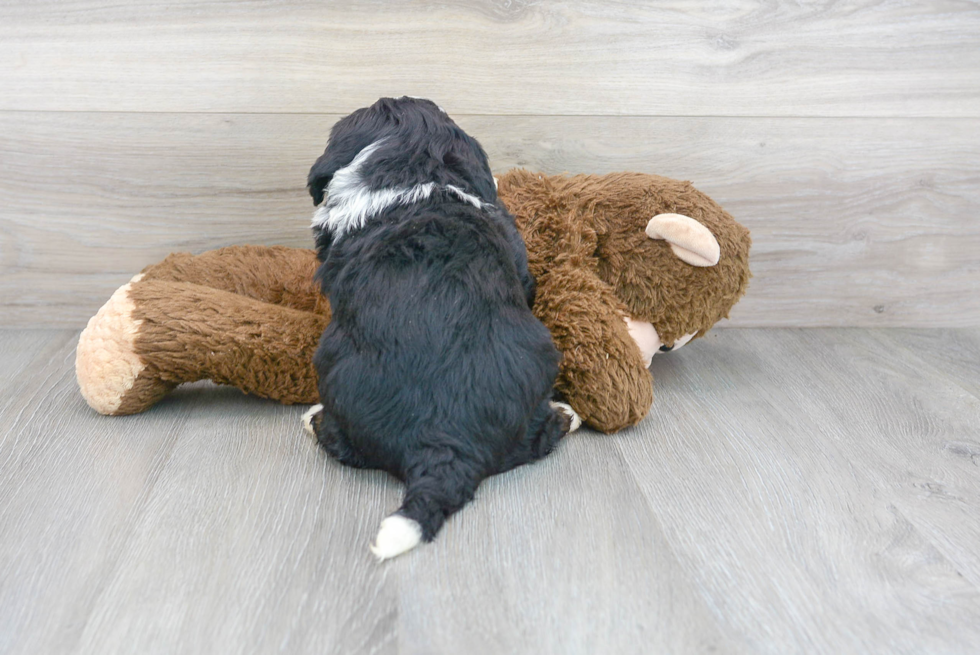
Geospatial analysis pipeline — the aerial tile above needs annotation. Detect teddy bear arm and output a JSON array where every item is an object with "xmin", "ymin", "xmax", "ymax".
[
  {"xmin": 139, "ymin": 245, "xmax": 328, "ymax": 315},
  {"xmin": 533, "ymin": 265, "xmax": 654, "ymax": 433}
]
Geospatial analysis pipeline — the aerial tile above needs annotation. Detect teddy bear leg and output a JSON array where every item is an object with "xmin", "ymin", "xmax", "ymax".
[
  {"xmin": 77, "ymin": 277, "xmax": 329, "ymax": 415},
  {"xmin": 76, "ymin": 274, "xmax": 177, "ymax": 415},
  {"xmin": 139, "ymin": 245, "xmax": 328, "ymax": 315}
]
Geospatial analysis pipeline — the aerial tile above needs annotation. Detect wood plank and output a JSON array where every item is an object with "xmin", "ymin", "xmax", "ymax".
[
  {"xmin": 0, "ymin": 332, "xmax": 397, "ymax": 655},
  {"xmin": 873, "ymin": 328, "xmax": 980, "ymax": 401},
  {"xmin": 815, "ymin": 328, "xmax": 980, "ymax": 589},
  {"xmin": 1, "ymin": 1, "xmax": 978, "ymax": 116},
  {"xmin": 2, "ymin": 112, "xmax": 979, "ymax": 328},
  {"xmin": 729, "ymin": 328, "xmax": 980, "ymax": 588},
  {"xmin": 74, "ymin": 397, "xmax": 398, "ymax": 655},
  {"xmin": 0, "ymin": 331, "xmax": 192, "ymax": 655},
  {"xmin": 393, "ymin": 434, "xmax": 730, "ymax": 654},
  {"xmin": 0, "ymin": 111, "xmax": 325, "ymax": 328},
  {"xmin": 622, "ymin": 328, "xmax": 980, "ymax": 652},
  {"xmin": 0, "ymin": 329, "xmax": 730, "ymax": 655},
  {"xmin": 0, "ymin": 330, "xmax": 58, "ymax": 391}
]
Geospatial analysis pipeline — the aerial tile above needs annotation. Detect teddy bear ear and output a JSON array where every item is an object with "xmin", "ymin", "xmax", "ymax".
[{"xmin": 645, "ymin": 213, "xmax": 721, "ymax": 267}]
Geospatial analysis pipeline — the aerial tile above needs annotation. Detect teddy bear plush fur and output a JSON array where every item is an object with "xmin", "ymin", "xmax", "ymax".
[
  {"xmin": 500, "ymin": 169, "xmax": 751, "ymax": 430},
  {"xmin": 75, "ymin": 245, "xmax": 329, "ymax": 416},
  {"xmin": 76, "ymin": 170, "xmax": 750, "ymax": 433}
]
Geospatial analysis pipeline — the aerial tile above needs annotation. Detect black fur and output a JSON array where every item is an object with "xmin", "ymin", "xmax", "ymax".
[{"xmin": 307, "ymin": 97, "xmax": 568, "ymax": 544}]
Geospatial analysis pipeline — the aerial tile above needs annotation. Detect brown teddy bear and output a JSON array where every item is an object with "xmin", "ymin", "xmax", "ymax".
[{"xmin": 76, "ymin": 170, "xmax": 751, "ymax": 433}]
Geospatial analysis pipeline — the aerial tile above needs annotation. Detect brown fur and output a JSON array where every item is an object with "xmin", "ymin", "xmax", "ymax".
[
  {"xmin": 107, "ymin": 247, "xmax": 328, "ymax": 414},
  {"xmin": 498, "ymin": 170, "xmax": 752, "ymax": 346},
  {"xmin": 77, "ymin": 173, "xmax": 750, "ymax": 432},
  {"xmin": 496, "ymin": 170, "xmax": 751, "ymax": 431},
  {"xmin": 140, "ymin": 245, "xmax": 328, "ymax": 315}
]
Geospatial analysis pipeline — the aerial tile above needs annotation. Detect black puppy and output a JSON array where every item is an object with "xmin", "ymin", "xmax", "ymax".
[{"xmin": 301, "ymin": 97, "xmax": 578, "ymax": 559}]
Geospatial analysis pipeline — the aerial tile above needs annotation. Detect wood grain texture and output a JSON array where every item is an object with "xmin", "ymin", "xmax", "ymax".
[
  {"xmin": 73, "ymin": 399, "xmax": 399, "ymax": 655},
  {"xmin": 873, "ymin": 328, "xmax": 980, "ymax": 401},
  {"xmin": 1, "ymin": 328, "xmax": 979, "ymax": 654},
  {"xmin": 0, "ymin": 331, "xmax": 188, "ymax": 655},
  {"xmin": 2, "ymin": 112, "xmax": 978, "ymax": 328},
  {"xmin": 393, "ymin": 434, "xmax": 729, "ymax": 654},
  {"xmin": 0, "ymin": 334, "xmax": 398, "ymax": 654},
  {"xmin": 627, "ymin": 327, "xmax": 980, "ymax": 653},
  {"xmin": 1, "ymin": 0, "xmax": 979, "ymax": 116},
  {"xmin": 0, "ymin": 330, "xmax": 57, "ymax": 391}
]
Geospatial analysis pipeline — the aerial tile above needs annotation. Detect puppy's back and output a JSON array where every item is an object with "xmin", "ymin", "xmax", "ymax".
[{"xmin": 320, "ymin": 204, "xmax": 557, "ymax": 455}]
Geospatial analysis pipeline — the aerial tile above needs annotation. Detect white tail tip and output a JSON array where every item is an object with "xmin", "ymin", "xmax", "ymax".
[
  {"xmin": 370, "ymin": 514, "xmax": 423, "ymax": 561},
  {"xmin": 301, "ymin": 404, "xmax": 323, "ymax": 438},
  {"xmin": 550, "ymin": 401, "xmax": 583, "ymax": 433}
]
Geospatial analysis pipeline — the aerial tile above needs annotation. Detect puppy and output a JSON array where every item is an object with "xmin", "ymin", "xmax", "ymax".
[{"xmin": 304, "ymin": 97, "xmax": 575, "ymax": 560}]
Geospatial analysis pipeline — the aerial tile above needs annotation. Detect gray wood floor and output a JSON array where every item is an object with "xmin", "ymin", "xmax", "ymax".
[{"xmin": 1, "ymin": 328, "xmax": 979, "ymax": 654}]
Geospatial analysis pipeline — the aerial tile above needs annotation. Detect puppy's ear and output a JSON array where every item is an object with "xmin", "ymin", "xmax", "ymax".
[
  {"xmin": 308, "ymin": 129, "xmax": 387, "ymax": 205},
  {"xmin": 308, "ymin": 149, "xmax": 340, "ymax": 206},
  {"xmin": 309, "ymin": 104, "xmax": 392, "ymax": 205},
  {"xmin": 444, "ymin": 133, "xmax": 497, "ymax": 202}
]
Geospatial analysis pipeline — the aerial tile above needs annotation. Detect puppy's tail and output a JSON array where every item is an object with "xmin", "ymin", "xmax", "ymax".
[{"xmin": 370, "ymin": 449, "xmax": 479, "ymax": 561}]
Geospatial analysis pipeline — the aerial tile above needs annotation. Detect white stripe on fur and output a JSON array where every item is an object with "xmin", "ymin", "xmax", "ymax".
[
  {"xmin": 444, "ymin": 184, "xmax": 484, "ymax": 208},
  {"xmin": 311, "ymin": 140, "xmax": 484, "ymax": 240}
]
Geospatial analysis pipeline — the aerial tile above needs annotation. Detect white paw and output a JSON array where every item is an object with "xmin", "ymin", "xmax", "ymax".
[
  {"xmin": 370, "ymin": 514, "xmax": 423, "ymax": 561},
  {"xmin": 301, "ymin": 404, "xmax": 323, "ymax": 438},
  {"xmin": 550, "ymin": 401, "xmax": 582, "ymax": 433}
]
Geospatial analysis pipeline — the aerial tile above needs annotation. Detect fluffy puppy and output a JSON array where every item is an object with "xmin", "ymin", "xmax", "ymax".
[{"xmin": 304, "ymin": 97, "xmax": 574, "ymax": 560}]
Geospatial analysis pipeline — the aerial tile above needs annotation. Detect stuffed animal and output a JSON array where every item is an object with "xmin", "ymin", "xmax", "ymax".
[{"xmin": 76, "ymin": 170, "xmax": 750, "ymax": 433}]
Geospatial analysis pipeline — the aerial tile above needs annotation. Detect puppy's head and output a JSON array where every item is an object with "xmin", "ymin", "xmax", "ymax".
[{"xmin": 307, "ymin": 97, "xmax": 496, "ymax": 207}]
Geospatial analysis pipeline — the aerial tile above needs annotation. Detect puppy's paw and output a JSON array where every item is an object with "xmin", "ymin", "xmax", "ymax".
[
  {"xmin": 301, "ymin": 404, "xmax": 323, "ymax": 439},
  {"xmin": 370, "ymin": 514, "xmax": 423, "ymax": 561},
  {"xmin": 550, "ymin": 401, "xmax": 582, "ymax": 433}
]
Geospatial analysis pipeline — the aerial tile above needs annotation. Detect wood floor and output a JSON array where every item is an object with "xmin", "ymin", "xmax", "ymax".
[{"xmin": 1, "ymin": 327, "xmax": 978, "ymax": 654}]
